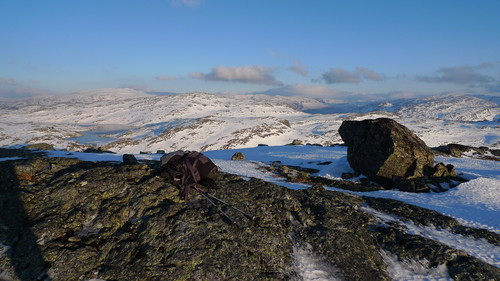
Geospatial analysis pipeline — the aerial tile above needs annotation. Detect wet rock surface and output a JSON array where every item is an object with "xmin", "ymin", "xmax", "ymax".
[{"xmin": 0, "ymin": 152, "xmax": 499, "ymax": 280}]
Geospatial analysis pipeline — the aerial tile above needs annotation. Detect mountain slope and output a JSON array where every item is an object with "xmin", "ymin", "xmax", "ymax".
[{"xmin": 0, "ymin": 89, "xmax": 498, "ymax": 153}]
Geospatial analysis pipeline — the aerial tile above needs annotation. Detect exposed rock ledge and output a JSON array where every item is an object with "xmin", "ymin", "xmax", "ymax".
[{"xmin": 0, "ymin": 151, "xmax": 499, "ymax": 281}]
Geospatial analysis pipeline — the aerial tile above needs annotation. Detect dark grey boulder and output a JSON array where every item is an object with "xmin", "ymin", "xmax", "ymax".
[
  {"xmin": 122, "ymin": 154, "xmax": 138, "ymax": 164},
  {"xmin": 338, "ymin": 118, "xmax": 434, "ymax": 186}
]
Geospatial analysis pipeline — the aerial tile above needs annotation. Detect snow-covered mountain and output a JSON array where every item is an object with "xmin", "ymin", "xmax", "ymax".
[{"xmin": 0, "ymin": 89, "xmax": 499, "ymax": 153}]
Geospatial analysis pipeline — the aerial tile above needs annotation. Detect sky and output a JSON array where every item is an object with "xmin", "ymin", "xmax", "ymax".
[{"xmin": 1, "ymin": 0, "xmax": 500, "ymax": 101}]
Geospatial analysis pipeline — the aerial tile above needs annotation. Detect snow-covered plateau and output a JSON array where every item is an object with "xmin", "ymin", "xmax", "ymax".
[
  {"xmin": 0, "ymin": 89, "xmax": 499, "ymax": 153},
  {"xmin": 1, "ymin": 89, "xmax": 500, "ymax": 280}
]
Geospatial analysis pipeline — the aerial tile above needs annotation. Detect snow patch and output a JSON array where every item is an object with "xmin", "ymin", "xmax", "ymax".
[
  {"xmin": 381, "ymin": 250, "xmax": 451, "ymax": 281},
  {"xmin": 292, "ymin": 242, "xmax": 343, "ymax": 281},
  {"xmin": 362, "ymin": 206, "xmax": 500, "ymax": 268}
]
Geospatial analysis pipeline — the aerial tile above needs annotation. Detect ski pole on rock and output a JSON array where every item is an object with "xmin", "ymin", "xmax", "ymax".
[
  {"xmin": 194, "ymin": 188, "xmax": 235, "ymax": 224},
  {"xmin": 204, "ymin": 193, "xmax": 255, "ymax": 220}
]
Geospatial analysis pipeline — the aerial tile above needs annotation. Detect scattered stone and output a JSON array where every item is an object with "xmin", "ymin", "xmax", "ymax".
[
  {"xmin": 306, "ymin": 143, "xmax": 323, "ymax": 147},
  {"xmin": 433, "ymin": 144, "xmax": 500, "ymax": 161},
  {"xmin": 231, "ymin": 152, "xmax": 245, "ymax": 161},
  {"xmin": 122, "ymin": 154, "xmax": 138, "ymax": 164},
  {"xmin": 289, "ymin": 139, "xmax": 303, "ymax": 145},
  {"xmin": 83, "ymin": 147, "xmax": 113, "ymax": 153},
  {"xmin": 427, "ymin": 162, "xmax": 455, "ymax": 177},
  {"xmin": 341, "ymin": 171, "xmax": 360, "ymax": 179},
  {"xmin": 23, "ymin": 143, "xmax": 54, "ymax": 151},
  {"xmin": 156, "ymin": 150, "xmax": 166, "ymax": 154},
  {"xmin": 278, "ymin": 119, "xmax": 291, "ymax": 128},
  {"xmin": 392, "ymin": 176, "xmax": 430, "ymax": 193}
]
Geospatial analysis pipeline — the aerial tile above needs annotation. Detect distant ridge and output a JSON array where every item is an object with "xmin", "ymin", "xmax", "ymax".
[{"xmin": 0, "ymin": 89, "xmax": 498, "ymax": 153}]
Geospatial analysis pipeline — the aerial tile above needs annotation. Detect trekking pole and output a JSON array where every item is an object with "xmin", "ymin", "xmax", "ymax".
[
  {"xmin": 195, "ymin": 189, "xmax": 235, "ymax": 224},
  {"xmin": 205, "ymin": 193, "xmax": 255, "ymax": 221}
]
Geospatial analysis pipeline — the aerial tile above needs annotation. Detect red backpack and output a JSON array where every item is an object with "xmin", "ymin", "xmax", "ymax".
[{"xmin": 160, "ymin": 151, "xmax": 218, "ymax": 200}]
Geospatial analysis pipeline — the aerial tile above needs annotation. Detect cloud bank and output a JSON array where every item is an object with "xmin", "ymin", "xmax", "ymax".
[
  {"xmin": 288, "ymin": 59, "xmax": 308, "ymax": 76},
  {"xmin": 0, "ymin": 77, "xmax": 19, "ymax": 86},
  {"xmin": 155, "ymin": 76, "xmax": 176, "ymax": 81},
  {"xmin": 263, "ymin": 84, "xmax": 342, "ymax": 98},
  {"xmin": 190, "ymin": 65, "xmax": 283, "ymax": 86},
  {"xmin": 322, "ymin": 67, "xmax": 385, "ymax": 84},
  {"xmin": 418, "ymin": 64, "xmax": 495, "ymax": 84}
]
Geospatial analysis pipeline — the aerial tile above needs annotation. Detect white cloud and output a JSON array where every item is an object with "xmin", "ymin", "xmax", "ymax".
[
  {"xmin": 262, "ymin": 84, "xmax": 346, "ymax": 99},
  {"xmin": 322, "ymin": 67, "xmax": 386, "ymax": 84},
  {"xmin": 418, "ymin": 64, "xmax": 495, "ymax": 84},
  {"xmin": 288, "ymin": 59, "xmax": 308, "ymax": 76},
  {"xmin": 355, "ymin": 67, "xmax": 385, "ymax": 81},
  {"xmin": 322, "ymin": 68, "xmax": 361, "ymax": 83},
  {"xmin": 170, "ymin": 0, "xmax": 204, "ymax": 8},
  {"xmin": 190, "ymin": 65, "xmax": 283, "ymax": 86},
  {"xmin": 0, "ymin": 77, "xmax": 19, "ymax": 86},
  {"xmin": 155, "ymin": 75, "xmax": 176, "ymax": 81}
]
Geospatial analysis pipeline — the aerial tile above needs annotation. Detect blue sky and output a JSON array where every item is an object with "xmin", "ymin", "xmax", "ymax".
[{"xmin": 1, "ymin": 0, "xmax": 499, "ymax": 101}]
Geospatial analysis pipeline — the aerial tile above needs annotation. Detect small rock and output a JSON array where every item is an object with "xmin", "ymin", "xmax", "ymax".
[
  {"xmin": 289, "ymin": 139, "xmax": 303, "ymax": 145},
  {"xmin": 123, "ymin": 154, "xmax": 138, "ymax": 164},
  {"xmin": 231, "ymin": 152, "xmax": 245, "ymax": 161},
  {"xmin": 68, "ymin": 236, "xmax": 81, "ymax": 242},
  {"xmin": 446, "ymin": 164, "xmax": 457, "ymax": 177},
  {"xmin": 156, "ymin": 150, "xmax": 166, "ymax": 154},
  {"xmin": 279, "ymin": 119, "xmax": 291, "ymax": 128},
  {"xmin": 341, "ymin": 172, "xmax": 360, "ymax": 179},
  {"xmin": 392, "ymin": 176, "xmax": 430, "ymax": 193},
  {"xmin": 24, "ymin": 143, "xmax": 54, "ymax": 151},
  {"xmin": 83, "ymin": 147, "xmax": 113, "ymax": 153},
  {"xmin": 430, "ymin": 163, "xmax": 450, "ymax": 177},
  {"xmin": 309, "ymin": 184, "xmax": 325, "ymax": 192}
]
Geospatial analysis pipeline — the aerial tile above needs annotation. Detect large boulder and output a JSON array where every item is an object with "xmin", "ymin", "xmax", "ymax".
[{"xmin": 338, "ymin": 118, "xmax": 434, "ymax": 187}]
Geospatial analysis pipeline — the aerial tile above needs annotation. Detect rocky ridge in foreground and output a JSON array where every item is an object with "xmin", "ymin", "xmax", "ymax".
[{"xmin": 0, "ymin": 149, "xmax": 499, "ymax": 281}]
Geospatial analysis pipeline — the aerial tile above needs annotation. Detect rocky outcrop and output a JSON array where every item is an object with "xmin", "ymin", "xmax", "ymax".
[
  {"xmin": 434, "ymin": 143, "xmax": 500, "ymax": 161},
  {"xmin": 338, "ymin": 118, "xmax": 467, "ymax": 192},
  {"xmin": 0, "ymin": 151, "xmax": 498, "ymax": 280},
  {"xmin": 339, "ymin": 118, "xmax": 435, "ymax": 182},
  {"xmin": 230, "ymin": 152, "xmax": 245, "ymax": 161}
]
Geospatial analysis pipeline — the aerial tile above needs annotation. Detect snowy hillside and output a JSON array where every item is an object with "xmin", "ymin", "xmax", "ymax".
[
  {"xmin": 0, "ymin": 89, "xmax": 499, "ymax": 153},
  {"xmin": 397, "ymin": 95, "xmax": 500, "ymax": 122}
]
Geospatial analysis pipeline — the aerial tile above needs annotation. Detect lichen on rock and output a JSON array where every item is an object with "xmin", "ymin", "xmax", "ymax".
[{"xmin": 0, "ymin": 150, "xmax": 498, "ymax": 280}]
